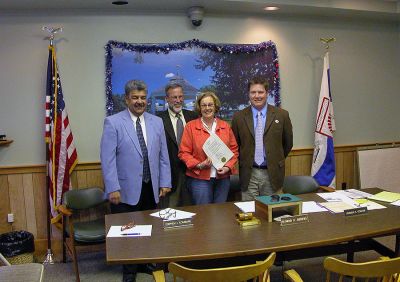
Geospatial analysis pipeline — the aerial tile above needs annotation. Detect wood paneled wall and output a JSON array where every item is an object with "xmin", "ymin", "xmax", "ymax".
[{"xmin": 0, "ymin": 142, "xmax": 397, "ymax": 259}]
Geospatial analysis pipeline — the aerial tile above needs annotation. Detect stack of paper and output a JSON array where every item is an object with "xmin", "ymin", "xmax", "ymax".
[
  {"xmin": 368, "ymin": 191, "xmax": 400, "ymax": 203},
  {"xmin": 318, "ymin": 201, "xmax": 357, "ymax": 213},
  {"xmin": 336, "ymin": 189, "xmax": 373, "ymax": 199}
]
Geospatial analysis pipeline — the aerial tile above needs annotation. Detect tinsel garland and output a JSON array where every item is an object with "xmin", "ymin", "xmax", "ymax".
[{"xmin": 105, "ymin": 39, "xmax": 280, "ymax": 115}]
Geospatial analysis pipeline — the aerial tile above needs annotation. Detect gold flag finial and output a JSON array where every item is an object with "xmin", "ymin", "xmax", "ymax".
[{"xmin": 320, "ymin": 37, "xmax": 336, "ymax": 50}]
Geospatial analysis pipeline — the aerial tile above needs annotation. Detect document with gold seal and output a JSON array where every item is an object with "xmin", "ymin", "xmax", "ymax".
[{"xmin": 202, "ymin": 133, "xmax": 234, "ymax": 169}]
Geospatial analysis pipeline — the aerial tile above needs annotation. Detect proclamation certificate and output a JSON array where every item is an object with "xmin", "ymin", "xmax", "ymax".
[{"xmin": 202, "ymin": 133, "xmax": 234, "ymax": 169}]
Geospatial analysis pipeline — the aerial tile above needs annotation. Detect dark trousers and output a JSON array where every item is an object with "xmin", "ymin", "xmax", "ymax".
[{"xmin": 110, "ymin": 181, "xmax": 156, "ymax": 276}]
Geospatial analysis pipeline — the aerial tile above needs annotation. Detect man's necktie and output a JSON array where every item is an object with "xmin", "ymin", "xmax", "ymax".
[
  {"xmin": 176, "ymin": 113, "xmax": 184, "ymax": 145},
  {"xmin": 136, "ymin": 118, "xmax": 150, "ymax": 183},
  {"xmin": 254, "ymin": 112, "xmax": 264, "ymax": 165}
]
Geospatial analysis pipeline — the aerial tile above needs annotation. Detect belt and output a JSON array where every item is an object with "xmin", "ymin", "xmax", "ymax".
[{"xmin": 252, "ymin": 164, "xmax": 268, "ymax": 169}]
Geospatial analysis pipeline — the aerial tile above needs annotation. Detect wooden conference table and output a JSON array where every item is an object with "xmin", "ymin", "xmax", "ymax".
[{"xmin": 105, "ymin": 188, "xmax": 400, "ymax": 265}]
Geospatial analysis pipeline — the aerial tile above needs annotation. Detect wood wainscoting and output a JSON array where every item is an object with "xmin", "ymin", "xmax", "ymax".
[{"xmin": 0, "ymin": 142, "xmax": 397, "ymax": 260}]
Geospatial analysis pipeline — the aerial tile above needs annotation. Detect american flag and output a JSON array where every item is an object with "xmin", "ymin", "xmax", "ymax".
[{"xmin": 45, "ymin": 46, "xmax": 78, "ymax": 224}]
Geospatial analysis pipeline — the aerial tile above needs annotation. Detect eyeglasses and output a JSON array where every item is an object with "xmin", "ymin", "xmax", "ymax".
[
  {"xmin": 200, "ymin": 103, "xmax": 215, "ymax": 109},
  {"xmin": 158, "ymin": 208, "xmax": 177, "ymax": 220}
]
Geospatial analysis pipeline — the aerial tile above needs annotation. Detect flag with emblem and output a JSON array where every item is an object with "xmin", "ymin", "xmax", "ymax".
[
  {"xmin": 311, "ymin": 52, "xmax": 336, "ymax": 188},
  {"xmin": 45, "ymin": 45, "xmax": 78, "ymax": 224}
]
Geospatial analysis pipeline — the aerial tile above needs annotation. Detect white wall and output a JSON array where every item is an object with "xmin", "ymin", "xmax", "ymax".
[{"xmin": 0, "ymin": 13, "xmax": 399, "ymax": 165}]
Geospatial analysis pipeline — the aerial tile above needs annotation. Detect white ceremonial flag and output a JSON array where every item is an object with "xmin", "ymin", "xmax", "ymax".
[{"xmin": 311, "ymin": 52, "xmax": 336, "ymax": 189}]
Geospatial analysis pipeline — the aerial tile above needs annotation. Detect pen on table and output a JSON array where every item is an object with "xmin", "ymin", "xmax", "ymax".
[{"xmin": 121, "ymin": 233, "xmax": 141, "ymax": 236}]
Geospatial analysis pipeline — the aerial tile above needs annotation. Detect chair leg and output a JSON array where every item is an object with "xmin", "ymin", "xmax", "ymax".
[
  {"xmin": 67, "ymin": 238, "xmax": 80, "ymax": 282},
  {"xmin": 62, "ymin": 241, "xmax": 67, "ymax": 263}
]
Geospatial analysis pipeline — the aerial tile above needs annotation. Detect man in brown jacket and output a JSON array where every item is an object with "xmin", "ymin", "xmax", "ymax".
[{"xmin": 231, "ymin": 76, "xmax": 293, "ymax": 200}]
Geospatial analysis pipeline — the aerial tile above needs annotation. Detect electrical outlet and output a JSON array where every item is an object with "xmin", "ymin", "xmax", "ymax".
[{"xmin": 7, "ymin": 213, "xmax": 14, "ymax": 223}]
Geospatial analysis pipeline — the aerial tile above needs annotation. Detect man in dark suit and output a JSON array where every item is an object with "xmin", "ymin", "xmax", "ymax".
[
  {"xmin": 158, "ymin": 82, "xmax": 198, "ymax": 207},
  {"xmin": 231, "ymin": 76, "xmax": 293, "ymax": 200}
]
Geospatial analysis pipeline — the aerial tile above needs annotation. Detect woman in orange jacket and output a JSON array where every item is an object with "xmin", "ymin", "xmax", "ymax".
[{"xmin": 178, "ymin": 91, "xmax": 238, "ymax": 205}]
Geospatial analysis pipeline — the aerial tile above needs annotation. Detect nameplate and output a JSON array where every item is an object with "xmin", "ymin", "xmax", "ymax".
[
  {"xmin": 280, "ymin": 214, "xmax": 309, "ymax": 226},
  {"xmin": 344, "ymin": 207, "xmax": 368, "ymax": 217},
  {"xmin": 163, "ymin": 218, "xmax": 193, "ymax": 229}
]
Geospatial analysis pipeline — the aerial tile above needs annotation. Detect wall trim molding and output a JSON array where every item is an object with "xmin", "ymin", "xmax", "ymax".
[{"xmin": 1, "ymin": 141, "xmax": 398, "ymax": 174}]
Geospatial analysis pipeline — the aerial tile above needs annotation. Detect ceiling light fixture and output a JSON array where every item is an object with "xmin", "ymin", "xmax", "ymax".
[
  {"xmin": 264, "ymin": 6, "xmax": 279, "ymax": 11},
  {"xmin": 112, "ymin": 1, "xmax": 128, "ymax": 5}
]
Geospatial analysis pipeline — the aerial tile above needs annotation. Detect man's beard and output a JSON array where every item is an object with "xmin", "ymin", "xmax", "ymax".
[{"xmin": 170, "ymin": 104, "xmax": 182, "ymax": 113}]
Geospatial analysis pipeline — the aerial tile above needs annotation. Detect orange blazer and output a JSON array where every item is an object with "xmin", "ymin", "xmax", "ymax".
[{"xmin": 178, "ymin": 118, "xmax": 238, "ymax": 180}]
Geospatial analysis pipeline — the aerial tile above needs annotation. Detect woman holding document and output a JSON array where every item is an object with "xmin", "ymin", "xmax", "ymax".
[{"xmin": 178, "ymin": 91, "xmax": 238, "ymax": 205}]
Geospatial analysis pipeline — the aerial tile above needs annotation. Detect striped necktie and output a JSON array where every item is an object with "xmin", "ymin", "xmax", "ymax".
[
  {"xmin": 136, "ymin": 118, "xmax": 150, "ymax": 183},
  {"xmin": 176, "ymin": 113, "xmax": 184, "ymax": 145},
  {"xmin": 254, "ymin": 111, "xmax": 264, "ymax": 165}
]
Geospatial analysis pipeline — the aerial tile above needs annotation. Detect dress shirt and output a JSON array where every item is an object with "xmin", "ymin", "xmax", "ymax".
[
  {"xmin": 168, "ymin": 108, "xmax": 187, "ymax": 139},
  {"xmin": 251, "ymin": 105, "xmax": 268, "ymax": 166},
  {"xmin": 128, "ymin": 110, "xmax": 147, "ymax": 145}
]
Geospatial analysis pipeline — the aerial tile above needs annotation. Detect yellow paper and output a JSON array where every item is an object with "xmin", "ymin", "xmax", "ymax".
[{"xmin": 368, "ymin": 191, "xmax": 400, "ymax": 203}]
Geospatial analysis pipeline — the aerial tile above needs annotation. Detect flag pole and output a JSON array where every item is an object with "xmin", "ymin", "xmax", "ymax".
[
  {"xmin": 42, "ymin": 26, "xmax": 63, "ymax": 265},
  {"xmin": 311, "ymin": 37, "xmax": 337, "ymax": 189}
]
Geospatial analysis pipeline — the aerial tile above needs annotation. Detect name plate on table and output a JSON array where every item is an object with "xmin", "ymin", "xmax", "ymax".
[
  {"xmin": 280, "ymin": 214, "xmax": 309, "ymax": 226},
  {"xmin": 344, "ymin": 207, "xmax": 368, "ymax": 217},
  {"xmin": 163, "ymin": 218, "xmax": 193, "ymax": 229}
]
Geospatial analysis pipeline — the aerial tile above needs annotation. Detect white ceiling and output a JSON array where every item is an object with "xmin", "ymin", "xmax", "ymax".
[{"xmin": 0, "ymin": 0, "xmax": 399, "ymax": 22}]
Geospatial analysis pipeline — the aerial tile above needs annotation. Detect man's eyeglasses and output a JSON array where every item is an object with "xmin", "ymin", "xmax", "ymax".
[{"xmin": 159, "ymin": 208, "xmax": 177, "ymax": 220}]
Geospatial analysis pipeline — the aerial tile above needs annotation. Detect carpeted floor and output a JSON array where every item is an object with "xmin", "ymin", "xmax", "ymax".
[{"xmin": 42, "ymin": 236, "xmax": 395, "ymax": 282}]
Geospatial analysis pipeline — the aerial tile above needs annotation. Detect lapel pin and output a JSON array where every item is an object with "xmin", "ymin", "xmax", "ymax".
[{"xmin": 275, "ymin": 119, "xmax": 279, "ymax": 123}]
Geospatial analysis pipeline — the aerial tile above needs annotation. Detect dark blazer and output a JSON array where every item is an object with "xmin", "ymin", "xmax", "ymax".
[
  {"xmin": 231, "ymin": 105, "xmax": 293, "ymax": 192},
  {"xmin": 158, "ymin": 109, "xmax": 198, "ymax": 192}
]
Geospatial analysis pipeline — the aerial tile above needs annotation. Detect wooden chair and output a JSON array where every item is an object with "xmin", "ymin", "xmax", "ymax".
[
  {"xmin": 153, "ymin": 252, "xmax": 276, "ymax": 282},
  {"xmin": 283, "ymin": 175, "xmax": 334, "ymax": 195},
  {"xmin": 284, "ymin": 256, "xmax": 400, "ymax": 282},
  {"xmin": 228, "ymin": 173, "xmax": 241, "ymax": 201},
  {"xmin": 58, "ymin": 187, "xmax": 107, "ymax": 282},
  {"xmin": 0, "ymin": 252, "xmax": 44, "ymax": 282}
]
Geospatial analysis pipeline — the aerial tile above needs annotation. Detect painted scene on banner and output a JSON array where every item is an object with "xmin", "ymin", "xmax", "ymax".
[{"xmin": 108, "ymin": 41, "xmax": 281, "ymax": 120}]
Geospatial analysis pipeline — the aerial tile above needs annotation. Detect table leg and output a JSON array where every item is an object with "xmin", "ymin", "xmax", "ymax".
[{"xmin": 346, "ymin": 240, "xmax": 355, "ymax": 262}]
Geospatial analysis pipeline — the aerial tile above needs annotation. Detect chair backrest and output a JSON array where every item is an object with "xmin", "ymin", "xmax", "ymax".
[
  {"xmin": 324, "ymin": 256, "xmax": 400, "ymax": 282},
  {"xmin": 168, "ymin": 252, "xmax": 276, "ymax": 282},
  {"xmin": 282, "ymin": 176, "xmax": 319, "ymax": 195},
  {"xmin": 230, "ymin": 174, "xmax": 241, "ymax": 192},
  {"xmin": 63, "ymin": 187, "xmax": 105, "ymax": 210}
]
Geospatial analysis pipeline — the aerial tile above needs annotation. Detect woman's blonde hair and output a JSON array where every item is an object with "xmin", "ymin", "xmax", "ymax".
[{"xmin": 195, "ymin": 91, "xmax": 221, "ymax": 115}]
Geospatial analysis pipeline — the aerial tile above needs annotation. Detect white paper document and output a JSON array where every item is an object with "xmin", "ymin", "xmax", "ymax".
[
  {"xmin": 318, "ymin": 201, "xmax": 357, "ymax": 213},
  {"xmin": 150, "ymin": 208, "xmax": 196, "ymax": 221},
  {"xmin": 107, "ymin": 225, "xmax": 152, "ymax": 238},
  {"xmin": 202, "ymin": 133, "xmax": 234, "ymax": 169},
  {"xmin": 336, "ymin": 189, "xmax": 373, "ymax": 199},
  {"xmin": 317, "ymin": 192, "xmax": 359, "ymax": 206},
  {"xmin": 302, "ymin": 201, "xmax": 328, "ymax": 213},
  {"xmin": 353, "ymin": 199, "xmax": 386, "ymax": 210},
  {"xmin": 234, "ymin": 201, "xmax": 255, "ymax": 213},
  {"xmin": 391, "ymin": 200, "xmax": 400, "ymax": 207}
]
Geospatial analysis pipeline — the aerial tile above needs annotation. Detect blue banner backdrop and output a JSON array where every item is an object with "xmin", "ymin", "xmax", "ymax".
[{"xmin": 105, "ymin": 39, "xmax": 280, "ymax": 119}]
